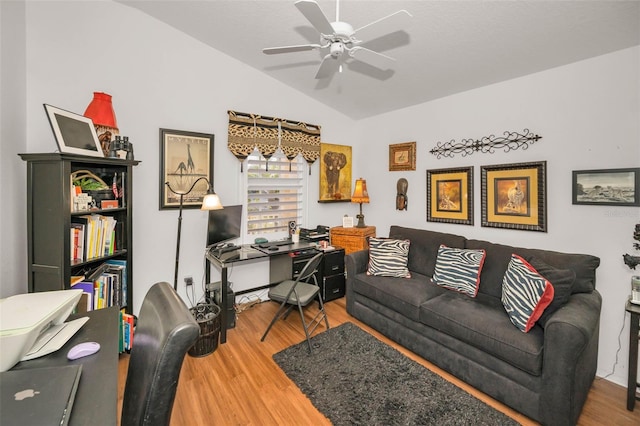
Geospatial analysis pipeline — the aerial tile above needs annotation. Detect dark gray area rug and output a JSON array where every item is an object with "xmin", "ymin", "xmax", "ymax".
[{"xmin": 273, "ymin": 322, "xmax": 520, "ymax": 425}]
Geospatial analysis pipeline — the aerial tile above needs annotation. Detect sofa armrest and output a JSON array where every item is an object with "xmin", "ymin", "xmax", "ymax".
[
  {"xmin": 540, "ymin": 290, "xmax": 602, "ymax": 425},
  {"xmin": 345, "ymin": 250, "xmax": 369, "ymax": 314}
]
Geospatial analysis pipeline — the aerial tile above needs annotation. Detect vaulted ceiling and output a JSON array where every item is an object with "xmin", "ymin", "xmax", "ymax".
[{"xmin": 119, "ymin": 0, "xmax": 640, "ymax": 120}]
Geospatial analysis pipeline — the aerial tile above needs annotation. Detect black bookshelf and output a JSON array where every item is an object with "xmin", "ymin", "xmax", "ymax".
[{"xmin": 19, "ymin": 153, "xmax": 139, "ymax": 314}]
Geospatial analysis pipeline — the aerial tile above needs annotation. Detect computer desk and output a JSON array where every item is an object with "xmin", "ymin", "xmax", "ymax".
[
  {"xmin": 10, "ymin": 306, "xmax": 119, "ymax": 425},
  {"xmin": 205, "ymin": 241, "xmax": 319, "ymax": 344}
]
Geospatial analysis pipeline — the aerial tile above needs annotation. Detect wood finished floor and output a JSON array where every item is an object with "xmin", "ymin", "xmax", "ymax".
[{"xmin": 117, "ymin": 297, "xmax": 640, "ymax": 425}]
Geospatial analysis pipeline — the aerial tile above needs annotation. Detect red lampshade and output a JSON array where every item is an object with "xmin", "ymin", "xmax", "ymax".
[{"xmin": 84, "ymin": 92, "xmax": 118, "ymax": 128}]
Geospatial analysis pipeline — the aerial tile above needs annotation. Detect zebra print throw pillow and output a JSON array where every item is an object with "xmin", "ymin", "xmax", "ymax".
[
  {"xmin": 432, "ymin": 245, "xmax": 486, "ymax": 297},
  {"xmin": 366, "ymin": 238, "xmax": 411, "ymax": 278},
  {"xmin": 501, "ymin": 254, "xmax": 555, "ymax": 333}
]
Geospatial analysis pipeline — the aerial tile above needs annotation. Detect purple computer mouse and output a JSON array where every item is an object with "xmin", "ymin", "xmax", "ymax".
[{"xmin": 67, "ymin": 342, "xmax": 100, "ymax": 360}]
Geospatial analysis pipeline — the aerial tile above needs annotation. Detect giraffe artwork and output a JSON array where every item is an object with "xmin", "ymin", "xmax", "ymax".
[{"xmin": 160, "ymin": 128, "xmax": 214, "ymax": 209}]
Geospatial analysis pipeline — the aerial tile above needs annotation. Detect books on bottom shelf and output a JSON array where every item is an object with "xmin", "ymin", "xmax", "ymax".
[{"xmin": 71, "ymin": 260, "xmax": 127, "ymax": 312}]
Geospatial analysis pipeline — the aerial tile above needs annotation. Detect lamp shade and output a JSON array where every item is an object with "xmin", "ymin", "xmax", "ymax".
[
  {"xmin": 201, "ymin": 192, "xmax": 223, "ymax": 210},
  {"xmin": 84, "ymin": 92, "xmax": 118, "ymax": 128},
  {"xmin": 351, "ymin": 178, "xmax": 370, "ymax": 203}
]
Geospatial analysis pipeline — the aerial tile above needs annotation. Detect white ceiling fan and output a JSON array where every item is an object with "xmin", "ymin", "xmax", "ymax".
[{"xmin": 263, "ymin": 0, "xmax": 412, "ymax": 79}]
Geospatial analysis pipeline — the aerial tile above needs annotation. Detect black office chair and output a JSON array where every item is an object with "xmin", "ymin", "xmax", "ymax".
[
  {"xmin": 121, "ymin": 282, "xmax": 200, "ymax": 426},
  {"xmin": 261, "ymin": 252, "xmax": 329, "ymax": 352}
]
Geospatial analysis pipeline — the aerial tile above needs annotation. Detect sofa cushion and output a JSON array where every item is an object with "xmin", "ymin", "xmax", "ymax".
[
  {"xmin": 420, "ymin": 290, "xmax": 544, "ymax": 376},
  {"xmin": 367, "ymin": 237, "xmax": 411, "ymax": 278},
  {"xmin": 466, "ymin": 239, "xmax": 600, "ymax": 297},
  {"xmin": 432, "ymin": 245, "xmax": 486, "ymax": 297},
  {"xmin": 502, "ymin": 254, "xmax": 555, "ymax": 332},
  {"xmin": 389, "ymin": 226, "xmax": 466, "ymax": 277},
  {"xmin": 527, "ymin": 257, "xmax": 576, "ymax": 327},
  {"xmin": 351, "ymin": 271, "xmax": 445, "ymax": 322}
]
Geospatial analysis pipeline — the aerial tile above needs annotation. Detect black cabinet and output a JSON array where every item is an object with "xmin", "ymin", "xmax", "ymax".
[
  {"xmin": 292, "ymin": 248, "xmax": 345, "ymax": 302},
  {"xmin": 19, "ymin": 153, "xmax": 139, "ymax": 314}
]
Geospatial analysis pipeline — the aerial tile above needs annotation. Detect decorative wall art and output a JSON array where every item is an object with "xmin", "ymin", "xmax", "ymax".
[
  {"xmin": 572, "ymin": 168, "xmax": 640, "ymax": 207},
  {"xmin": 481, "ymin": 161, "xmax": 547, "ymax": 232},
  {"xmin": 430, "ymin": 129, "xmax": 542, "ymax": 159},
  {"xmin": 43, "ymin": 104, "xmax": 103, "ymax": 157},
  {"xmin": 226, "ymin": 110, "xmax": 321, "ymax": 173},
  {"xmin": 389, "ymin": 142, "xmax": 416, "ymax": 171},
  {"xmin": 427, "ymin": 167, "xmax": 473, "ymax": 225},
  {"xmin": 396, "ymin": 178, "xmax": 408, "ymax": 210},
  {"xmin": 319, "ymin": 143, "xmax": 352, "ymax": 203},
  {"xmin": 159, "ymin": 128, "xmax": 214, "ymax": 209}
]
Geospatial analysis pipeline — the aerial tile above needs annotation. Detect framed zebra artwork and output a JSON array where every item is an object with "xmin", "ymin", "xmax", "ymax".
[
  {"xmin": 159, "ymin": 128, "xmax": 215, "ymax": 209},
  {"xmin": 481, "ymin": 161, "xmax": 547, "ymax": 232}
]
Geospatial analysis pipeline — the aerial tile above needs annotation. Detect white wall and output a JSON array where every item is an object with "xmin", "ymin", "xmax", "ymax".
[
  {"xmin": 350, "ymin": 46, "xmax": 640, "ymax": 387},
  {"xmin": 11, "ymin": 1, "xmax": 356, "ymax": 309}
]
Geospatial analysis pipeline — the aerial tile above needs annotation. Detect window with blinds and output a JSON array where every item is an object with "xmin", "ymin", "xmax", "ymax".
[{"xmin": 246, "ymin": 150, "xmax": 304, "ymax": 235}]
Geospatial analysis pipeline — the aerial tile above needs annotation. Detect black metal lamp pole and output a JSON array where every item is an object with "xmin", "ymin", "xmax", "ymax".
[{"xmin": 165, "ymin": 177, "xmax": 210, "ymax": 291}]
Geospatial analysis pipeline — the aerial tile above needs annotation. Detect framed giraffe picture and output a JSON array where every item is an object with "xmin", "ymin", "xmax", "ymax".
[
  {"xmin": 481, "ymin": 161, "xmax": 547, "ymax": 232},
  {"xmin": 160, "ymin": 128, "xmax": 215, "ymax": 210}
]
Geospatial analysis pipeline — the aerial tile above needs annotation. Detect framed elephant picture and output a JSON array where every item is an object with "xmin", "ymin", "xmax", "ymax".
[{"xmin": 319, "ymin": 143, "xmax": 352, "ymax": 203}]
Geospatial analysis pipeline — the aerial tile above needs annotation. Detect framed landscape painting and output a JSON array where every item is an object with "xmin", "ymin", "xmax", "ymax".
[
  {"xmin": 572, "ymin": 168, "xmax": 640, "ymax": 206},
  {"xmin": 481, "ymin": 161, "xmax": 547, "ymax": 232},
  {"xmin": 427, "ymin": 167, "xmax": 473, "ymax": 225}
]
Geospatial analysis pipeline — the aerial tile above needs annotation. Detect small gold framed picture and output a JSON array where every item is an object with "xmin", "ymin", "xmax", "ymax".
[{"xmin": 389, "ymin": 142, "xmax": 416, "ymax": 171}]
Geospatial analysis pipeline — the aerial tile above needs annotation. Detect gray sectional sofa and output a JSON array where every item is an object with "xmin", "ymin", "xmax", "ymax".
[{"xmin": 345, "ymin": 226, "xmax": 601, "ymax": 426}]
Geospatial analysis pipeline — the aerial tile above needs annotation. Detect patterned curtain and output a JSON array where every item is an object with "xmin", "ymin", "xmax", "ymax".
[
  {"xmin": 253, "ymin": 115, "xmax": 279, "ymax": 171},
  {"xmin": 227, "ymin": 110, "xmax": 321, "ymax": 174},
  {"xmin": 227, "ymin": 111, "xmax": 256, "ymax": 172},
  {"xmin": 281, "ymin": 120, "xmax": 321, "ymax": 175}
]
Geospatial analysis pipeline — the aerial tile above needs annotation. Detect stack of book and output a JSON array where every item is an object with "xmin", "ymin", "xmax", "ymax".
[
  {"xmin": 70, "ymin": 214, "xmax": 118, "ymax": 262},
  {"xmin": 71, "ymin": 260, "xmax": 127, "ymax": 312}
]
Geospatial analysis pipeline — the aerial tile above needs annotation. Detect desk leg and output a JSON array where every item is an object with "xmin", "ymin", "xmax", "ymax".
[
  {"xmin": 220, "ymin": 266, "xmax": 228, "ymax": 344},
  {"xmin": 629, "ymin": 311, "xmax": 639, "ymax": 411}
]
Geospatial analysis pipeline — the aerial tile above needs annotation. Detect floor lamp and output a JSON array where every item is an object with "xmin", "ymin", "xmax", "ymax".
[{"xmin": 165, "ymin": 177, "xmax": 223, "ymax": 291}]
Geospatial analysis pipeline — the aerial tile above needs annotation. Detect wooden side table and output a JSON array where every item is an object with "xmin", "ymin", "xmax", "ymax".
[
  {"xmin": 330, "ymin": 226, "xmax": 376, "ymax": 255},
  {"xmin": 626, "ymin": 300, "xmax": 640, "ymax": 411}
]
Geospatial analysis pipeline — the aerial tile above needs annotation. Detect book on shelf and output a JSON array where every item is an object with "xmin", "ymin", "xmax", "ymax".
[
  {"xmin": 105, "ymin": 259, "xmax": 127, "ymax": 307},
  {"xmin": 71, "ymin": 281, "xmax": 94, "ymax": 313}
]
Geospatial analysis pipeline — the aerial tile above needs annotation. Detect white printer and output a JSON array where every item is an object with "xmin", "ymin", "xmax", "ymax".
[{"xmin": 0, "ymin": 289, "xmax": 87, "ymax": 372}]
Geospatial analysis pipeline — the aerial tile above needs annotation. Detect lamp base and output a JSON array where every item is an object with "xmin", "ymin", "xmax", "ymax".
[{"xmin": 355, "ymin": 214, "xmax": 366, "ymax": 228}]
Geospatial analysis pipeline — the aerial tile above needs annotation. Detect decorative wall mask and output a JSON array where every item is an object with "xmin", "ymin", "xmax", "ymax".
[{"xmin": 396, "ymin": 178, "xmax": 408, "ymax": 210}]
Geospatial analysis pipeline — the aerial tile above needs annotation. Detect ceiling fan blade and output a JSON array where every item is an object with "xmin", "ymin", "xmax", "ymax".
[
  {"xmin": 353, "ymin": 10, "xmax": 412, "ymax": 42},
  {"xmin": 315, "ymin": 54, "xmax": 340, "ymax": 79},
  {"xmin": 349, "ymin": 47, "xmax": 396, "ymax": 70},
  {"xmin": 263, "ymin": 44, "xmax": 322, "ymax": 55},
  {"xmin": 295, "ymin": 0, "xmax": 334, "ymax": 35}
]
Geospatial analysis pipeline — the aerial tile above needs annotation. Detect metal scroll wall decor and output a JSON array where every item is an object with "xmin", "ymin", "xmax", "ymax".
[
  {"xmin": 429, "ymin": 129, "xmax": 542, "ymax": 159},
  {"xmin": 227, "ymin": 110, "xmax": 320, "ymax": 173}
]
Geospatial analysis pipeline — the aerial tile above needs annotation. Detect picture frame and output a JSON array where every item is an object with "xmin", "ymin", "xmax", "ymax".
[
  {"xmin": 481, "ymin": 161, "xmax": 547, "ymax": 232},
  {"xmin": 572, "ymin": 168, "xmax": 640, "ymax": 206},
  {"xmin": 43, "ymin": 104, "xmax": 103, "ymax": 157},
  {"xmin": 319, "ymin": 143, "xmax": 352, "ymax": 203},
  {"xmin": 389, "ymin": 141, "xmax": 416, "ymax": 171},
  {"xmin": 427, "ymin": 166, "xmax": 473, "ymax": 225},
  {"xmin": 342, "ymin": 216, "xmax": 354, "ymax": 228},
  {"xmin": 159, "ymin": 128, "xmax": 214, "ymax": 210}
]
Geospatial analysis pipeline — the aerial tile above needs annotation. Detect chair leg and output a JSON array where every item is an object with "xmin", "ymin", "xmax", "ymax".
[
  {"xmin": 296, "ymin": 301, "xmax": 313, "ymax": 353},
  {"xmin": 261, "ymin": 300, "xmax": 291, "ymax": 342},
  {"xmin": 317, "ymin": 294, "xmax": 330, "ymax": 330}
]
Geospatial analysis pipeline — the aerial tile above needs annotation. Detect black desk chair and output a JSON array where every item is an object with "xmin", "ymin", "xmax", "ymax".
[
  {"xmin": 261, "ymin": 252, "xmax": 329, "ymax": 352},
  {"xmin": 121, "ymin": 282, "xmax": 199, "ymax": 426}
]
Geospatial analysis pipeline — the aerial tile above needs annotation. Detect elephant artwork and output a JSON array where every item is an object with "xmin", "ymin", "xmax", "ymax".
[{"xmin": 319, "ymin": 143, "xmax": 352, "ymax": 202}]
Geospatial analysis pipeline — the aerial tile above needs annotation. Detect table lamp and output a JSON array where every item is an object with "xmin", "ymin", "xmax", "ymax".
[
  {"xmin": 166, "ymin": 177, "xmax": 223, "ymax": 290},
  {"xmin": 351, "ymin": 178, "xmax": 370, "ymax": 228}
]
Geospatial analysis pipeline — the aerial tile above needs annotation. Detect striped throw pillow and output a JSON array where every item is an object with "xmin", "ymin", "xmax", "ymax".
[
  {"xmin": 367, "ymin": 238, "xmax": 411, "ymax": 278},
  {"xmin": 502, "ymin": 254, "xmax": 555, "ymax": 332},
  {"xmin": 432, "ymin": 245, "xmax": 486, "ymax": 297}
]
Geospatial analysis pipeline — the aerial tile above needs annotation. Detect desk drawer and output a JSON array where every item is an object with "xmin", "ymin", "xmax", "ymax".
[{"xmin": 322, "ymin": 274, "xmax": 345, "ymax": 302}]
